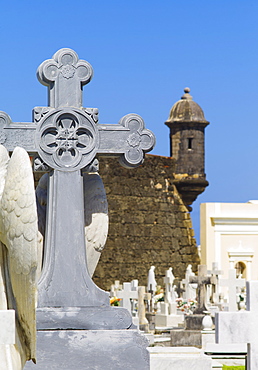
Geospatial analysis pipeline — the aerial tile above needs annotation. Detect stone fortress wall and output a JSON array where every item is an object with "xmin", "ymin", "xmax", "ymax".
[{"xmin": 94, "ymin": 154, "xmax": 199, "ymax": 291}]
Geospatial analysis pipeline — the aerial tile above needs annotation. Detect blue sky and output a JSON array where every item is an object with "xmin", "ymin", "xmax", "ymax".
[{"xmin": 0, "ymin": 1, "xmax": 258, "ymax": 244}]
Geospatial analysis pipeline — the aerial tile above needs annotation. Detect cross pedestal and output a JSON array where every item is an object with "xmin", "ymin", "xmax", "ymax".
[
  {"xmin": 0, "ymin": 48, "xmax": 154, "ymax": 369},
  {"xmin": 216, "ymin": 281, "xmax": 258, "ymax": 370}
]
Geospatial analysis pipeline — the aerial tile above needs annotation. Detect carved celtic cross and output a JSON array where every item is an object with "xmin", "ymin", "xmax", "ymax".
[
  {"xmin": 34, "ymin": 48, "xmax": 155, "ymax": 171},
  {"xmin": 0, "ymin": 48, "xmax": 155, "ymax": 328}
]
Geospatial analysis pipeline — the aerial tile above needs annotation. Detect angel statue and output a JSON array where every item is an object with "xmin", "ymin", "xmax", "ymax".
[
  {"xmin": 36, "ymin": 163, "xmax": 109, "ymax": 278},
  {"xmin": 0, "ymin": 144, "xmax": 108, "ymax": 369},
  {"xmin": 0, "ymin": 145, "xmax": 40, "ymax": 369}
]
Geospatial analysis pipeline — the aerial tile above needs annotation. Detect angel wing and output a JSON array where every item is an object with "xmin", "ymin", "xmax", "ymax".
[
  {"xmin": 0, "ymin": 145, "xmax": 9, "ymax": 311},
  {"xmin": 83, "ymin": 172, "xmax": 108, "ymax": 277},
  {"xmin": 35, "ymin": 173, "xmax": 48, "ymax": 239},
  {"xmin": 0, "ymin": 146, "xmax": 38, "ymax": 364},
  {"xmin": 36, "ymin": 171, "xmax": 108, "ymax": 277}
]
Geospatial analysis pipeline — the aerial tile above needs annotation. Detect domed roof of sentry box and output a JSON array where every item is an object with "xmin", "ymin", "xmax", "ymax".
[{"xmin": 167, "ymin": 87, "xmax": 208, "ymax": 123}]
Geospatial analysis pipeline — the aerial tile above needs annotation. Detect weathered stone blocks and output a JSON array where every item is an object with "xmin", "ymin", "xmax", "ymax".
[{"xmin": 94, "ymin": 155, "xmax": 200, "ymax": 290}]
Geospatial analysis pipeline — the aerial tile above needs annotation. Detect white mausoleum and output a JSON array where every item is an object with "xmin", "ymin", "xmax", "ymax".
[{"xmin": 200, "ymin": 201, "xmax": 258, "ymax": 280}]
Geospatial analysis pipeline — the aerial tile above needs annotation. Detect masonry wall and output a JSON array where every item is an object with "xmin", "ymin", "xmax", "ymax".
[
  {"xmin": 171, "ymin": 125, "xmax": 205, "ymax": 175},
  {"xmin": 93, "ymin": 154, "xmax": 200, "ymax": 291}
]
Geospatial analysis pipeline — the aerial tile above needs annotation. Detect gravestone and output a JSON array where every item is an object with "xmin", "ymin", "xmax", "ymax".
[
  {"xmin": 189, "ymin": 265, "xmax": 213, "ymax": 315},
  {"xmin": 117, "ymin": 282, "xmax": 138, "ymax": 313},
  {"xmin": 110, "ymin": 280, "xmax": 123, "ymax": 297},
  {"xmin": 182, "ymin": 264, "xmax": 197, "ymax": 301},
  {"xmin": 155, "ymin": 269, "xmax": 183, "ymax": 328},
  {"xmin": 147, "ymin": 266, "xmax": 157, "ymax": 316},
  {"xmin": 131, "ymin": 279, "xmax": 139, "ymax": 292},
  {"xmin": 0, "ymin": 48, "xmax": 155, "ymax": 369},
  {"xmin": 219, "ymin": 268, "xmax": 245, "ymax": 311},
  {"xmin": 148, "ymin": 347, "xmax": 213, "ymax": 370},
  {"xmin": 207, "ymin": 262, "xmax": 222, "ymax": 305},
  {"xmin": 138, "ymin": 286, "xmax": 151, "ymax": 332},
  {"xmin": 130, "ymin": 279, "xmax": 139, "ymax": 322},
  {"xmin": 155, "ymin": 301, "xmax": 183, "ymax": 328},
  {"xmin": 216, "ymin": 280, "xmax": 258, "ymax": 370},
  {"xmin": 147, "ymin": 266, "xmax": 157, "ymax": 293},
  {"xmin": 184, "ymin": 265, "xmax": 214, "ymax": 330},
  {"xmin": 175, "ymin": 281, "xmax": 185, "ymax": 298},
  {"xmin": 163, "ymin": 267, "xmax": 176, "ymax": 304}
]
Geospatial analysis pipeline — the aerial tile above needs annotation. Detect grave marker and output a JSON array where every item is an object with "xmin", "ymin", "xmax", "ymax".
[
  {"xmin": 0, "ymin": 48, "xmax": 154, "ymax": 325},
  {"xmin": 163, "ymin": 267, "xmax": 175, "ymax": 304},
  {"xmin": 2, "ymin": 48, "xmax": 155, "ymax": 369},
  {"xmin": 182, "ymin": 264, "xmax": 197, "ymax": 301},
  {"xmin": 189, "ymin": 265, "xmax": 213, "ymax": 314},
  {"xmin": 117, "ymin": 282, "xmax": 138, "ymax": 313},
  {"xmin": 219, "ymin": 268, "xmax": 245, "ymax": 311},
  {"xmin": 207, "ymin": 262, "xmax": 222, "ymax": 305},
  {"xmin": 110, "ymin": 280, "xmax": 122, "ymax": 297},
  {"xmin": 175, "ymin": 281, "xmax": 185, "ymax": 298},
  {"xmin": 216, "ymin": 280, "xmax": 258, "ymax": 370},
  {"xmin": 138, "ymin": 286, "xmax": 150, "ymax": 332}
]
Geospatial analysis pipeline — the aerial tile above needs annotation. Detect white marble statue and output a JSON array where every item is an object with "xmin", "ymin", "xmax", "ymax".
[
  {"xmin": 184, "ymin": 264, "xmax": 197, "ymax": 300},
  {"xmin": 164, "ymin": 267, "xmax": 175, "ymax": 304},
  {"xmin": 147, "ymin": 265, "xmax": 157, "ymax": 293},
  {"xmin": 168, "ymin": 267, "xmax": 178, "ymax": 303},
  {"xmin": 36, "ymin": 170, "xmax": 108, "ymax": 277},
  {"xmin": 0, "ymin": 146, "xmax": 40, "ymax": 369}
]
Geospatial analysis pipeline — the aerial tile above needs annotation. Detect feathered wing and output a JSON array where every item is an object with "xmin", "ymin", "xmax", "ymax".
[
  {"xmin": 0, "ymin": 145, "xmax": 9, "ymax": 311},
  {"xmin": 83, "ymin": 172, "xmax": 108, "ymax": 277},
  {"xmin": 35, "ymin": 173, "xmax": 48, "ymax": 239},
  {"xmin": 0, "ymin": 147, "xmax": 38, "ymax": 363}
]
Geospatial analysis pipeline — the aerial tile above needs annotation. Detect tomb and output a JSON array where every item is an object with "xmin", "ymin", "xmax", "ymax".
[
  {"xmin": 216, "ymin": 280, "xmax": 258, "ymax": 370},
  {"xmin": 148, "ymin": 346, "xmax": 213, "ymax": 370}
]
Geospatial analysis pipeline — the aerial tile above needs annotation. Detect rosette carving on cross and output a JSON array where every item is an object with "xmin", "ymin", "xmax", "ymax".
[
  {"xmin": 36, "ymin": 108, "xmax": 98, "ymax": 171},
  {"xmin": 118, "ymin": 114, "xmax": 156, "ymax": 168}
]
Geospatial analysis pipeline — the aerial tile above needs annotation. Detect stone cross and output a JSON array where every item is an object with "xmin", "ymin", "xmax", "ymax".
[
  {"xmin": 131, "ymin": 280, "xmax": 139, "ymax": 315},
  {"xmin": 208, "ymin": 262, "xmax": 222, "ymax": 277},
  {"xmin": 110, "ymin": 280, "xmax": 122, "ymax": 297},
  {"xmin": 175, "ymin": 281, "xmax": 185, "ymax": 298},
  {"xmin": 219, "ymin": 268, "xmax": 245, "ymax": 311},
  {"xmin": 131, "ymin": 279, "xmax": 139, "ymax": 291},
  {"xmin": 0, "ymin": 48, "xmax": 155, "ymax": 329},
  {"xmin": 189, "ymin": 265, "xmax": 213, "ymax": 314},
  {"xmin": 207, "ymin": 262, "xmax": 222, "ymax": 304},
  {"xmin": 216, "ymin": 280, "xmax": 258, "ymax": 370},
  {"xmin": 117, "ymin": 282, "xmax": 138, "ymax": 313}
]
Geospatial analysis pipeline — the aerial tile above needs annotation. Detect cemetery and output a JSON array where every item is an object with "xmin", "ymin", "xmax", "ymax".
[{"xmin": 0, "ymin": 47, "xmax": 254, "ymax": 370}]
